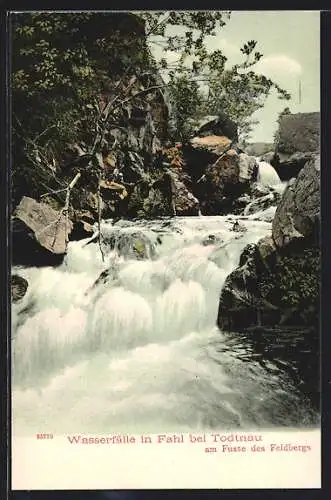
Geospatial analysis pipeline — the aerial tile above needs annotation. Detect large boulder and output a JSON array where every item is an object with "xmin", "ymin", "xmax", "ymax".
[
  {"xmin": 273, "ymin": 112, "xmax": 320, "ymax": 181},
  {"xmin": 184, "ymin": 138, "xmax": 256, "ymax": 215},
  {"xmin": 193, "ymin": 113, "xmax": 238, "ymax": 142},
  {"xmin": 272, "ymin": 155, "xmax": 320, "ymax": 247},
  {"xmin": 190, "ymin": 135, "xmax": 235, "ymax": 156},
  {"xmin": 12, "ymin": 197, "xmax": 73, "ymax": 266},
  {"xmin": 104, "ymin": 230, "xmax": 156, "ymax": 260},
  {"xmin": 273, "ymin": 151, "xmax": 315, "ymax": 181},
  {"xmin": 217, "ymin": 156, "xmax": 320, "ymax": 330}
]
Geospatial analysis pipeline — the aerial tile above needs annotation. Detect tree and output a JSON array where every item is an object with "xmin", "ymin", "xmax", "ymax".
[
  {"xmin": 11, "ymin": 11, "xmax": 291, "ymax": 205},
  {"xmin": 162, "ymin": 38, "xmax": 291, "ymax": 142},
  {"xmin": 274, "ymin": 106, "xmax": 292, "ymax": 150}
]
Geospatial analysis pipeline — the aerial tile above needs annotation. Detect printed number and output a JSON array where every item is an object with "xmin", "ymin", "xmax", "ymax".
[
  {"xmin": 36, "ymin": 433, "xmax": 53, "ymax": 439},
  {"xmin": 205, "ymin": 447, "xmax": 217, "ymax": 453}
]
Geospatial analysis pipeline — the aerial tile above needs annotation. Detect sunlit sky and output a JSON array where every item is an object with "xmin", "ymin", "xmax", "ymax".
[{"xmin": 150, "ymin": 10, "xmax": 320, "ymax": 143}]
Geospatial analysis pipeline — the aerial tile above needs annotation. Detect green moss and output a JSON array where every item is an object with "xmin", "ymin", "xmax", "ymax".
[
  {"xmin": 134, "ymin": 239, "xmax": 146, "ymax": 255},
  {"xmin": 259, "ymin": 246, "xmax": 320, "ymax": 323}
]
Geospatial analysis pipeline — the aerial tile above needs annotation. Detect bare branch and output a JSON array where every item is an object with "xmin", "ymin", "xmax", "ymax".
[{"xmin": 97, "ymin": 173, "xmax": 105, "ymax": 262}]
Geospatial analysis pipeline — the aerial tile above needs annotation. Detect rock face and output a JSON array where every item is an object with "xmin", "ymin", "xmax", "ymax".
[
  {"xmin": 272, "ymin": 156, "xmax": 320, "ymax": 247},
  {"xmin": 273, "ymin": 112, "xmax": 320, "ymax": 181},
  {"xmin": 142, "ymin": 173, "xmax": 174, "ymax": 217},
  {"xmin": 217, "ymin": 156, "xmax": 320, "ymax": 330},
  {"xmin": 12, "ymin": 275, "xmax": 28, "ymax": 302},
  {"xmin": 125, "ymin": 167, "xmax": 199, "ymax": 218},
  {"xmin": 182, "ymin": 135, "xmax": 257, "ymax": 215},
  {"xmin": 277, "ymin": 112, "xmax": 320, "ymax": 154},
  {"xmin": 193, "ymin": 113, "xmax": 238, "ymax": 141},
  {"xmin": 12, "ymin": 197, "xmax": 73, "ymax": 266},
  {"xmin": 170, "ymin": 171, "xmax": 200, "ymax": 216}
]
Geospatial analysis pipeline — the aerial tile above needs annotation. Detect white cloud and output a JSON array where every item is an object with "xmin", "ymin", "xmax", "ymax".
[{"xmin": 255, "ymin": 55, "xmax": 302, "ymax": 76}]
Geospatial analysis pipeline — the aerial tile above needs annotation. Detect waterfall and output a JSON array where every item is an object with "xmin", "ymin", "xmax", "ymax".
[
  {"xmin": 257, "ymin": 160, "xmax": 281, "ymax": 186},
  {"xmin": 12, "ymin": 213, "xmax": 318, "ymax": 435}
]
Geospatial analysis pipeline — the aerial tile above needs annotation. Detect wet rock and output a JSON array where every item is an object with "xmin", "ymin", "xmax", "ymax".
[
  {"xmin": 182, "ymin": 135, "xmax": 257, "ymax": 215},
  {"xmin": 70, "ymin": 210, "xmax": 95, "ymax": 241},
  {"xmin": 12, "ymin": 196, "xmax": 73, "ymax": 266},
  {"xmin": 70, "ymin": 220, "xmax": 94, "ymax": 241},
  {"xmin": 105, "ymin": 230, "xmax": 155, "ymax": 260},
  {"xmin": 202, "ymin": 234, "xmax": 223, "ymax": 246},
  {"xmin": 91, "ymin": 262, "xmax": 119, "ymax": 290},
  {"xmin": 244, "ymin": 191, "xmax": 282, "ymax": 216},
  {"xmin": 12, "ymin": 275, "xmax": 28, "ymax": 302},
  {"xmin": 232, "ymin": 221, "xmax": 247, "ymax": 233},
  {"xmin": 189, "ymin": 150, "xmax": 247, "ymax": 215}
]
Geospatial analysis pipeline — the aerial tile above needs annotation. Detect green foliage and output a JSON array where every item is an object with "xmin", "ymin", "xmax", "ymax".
[
  {"xmin": 274, "ymin": 107, "xmax": 292, "ymax": 149},
  {"xmin": 167, "ymin": 75, "xmax": 203, "ymax": 140},
  {"xmin": 11, "ymin": 10, "xmax": 292, "ymax": 207},
  {"xmin": 158, "ymin": 29, "xmax": 291, "ymax": 141},
  {"xmin": 260, "ymin": 247, "xmax": 320, "ymax": 317},
  {"xmin": 11, "ymin": 12, "xmax": 154, "ymax": 206}
]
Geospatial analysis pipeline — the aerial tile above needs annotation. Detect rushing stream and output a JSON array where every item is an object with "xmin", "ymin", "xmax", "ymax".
[{"xmin": 12, "ymin": 198, "xmax": 319, "ymax": 435}]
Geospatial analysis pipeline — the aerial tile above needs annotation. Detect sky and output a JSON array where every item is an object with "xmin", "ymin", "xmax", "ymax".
[{"xmin": 150, "ymin": 11, "xmax": 320, "ymax": 143}]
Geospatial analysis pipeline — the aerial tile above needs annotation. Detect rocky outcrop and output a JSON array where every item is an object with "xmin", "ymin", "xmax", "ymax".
[
  {"xmin": 193, "ymin": 113, "xmax": 238, "ymax": 141},
  {"xmin": 217, "ymin": 156, "xmax": 320, "ymax": 330},
  {"xmin": 182, "ymin": 135, "xmax": 257, "ymax": 215},
  {"xmin": 272, "ymin": 155, "xmax": 319, "ymax": 247},
  {"xmin": 277, "ymin": 112, "xmax": 320, "ymax": 154},
  {"xmin": 12, "ymin": 197, "xmax": 73, "ymax": 266},
  {"xmin": 12, "ymin": 275, "xmax": 28, "ymax": 302},
  {"xmin": 125, "ymin": 167, "xmax": 199, "ymax": 218},
  {"xmin": 273, "ymin": 112, "xmax": 320, "ymax": 181},
  {"xmin": 273, "ymin": 151, "xmax": 315, "ymax": 181}
]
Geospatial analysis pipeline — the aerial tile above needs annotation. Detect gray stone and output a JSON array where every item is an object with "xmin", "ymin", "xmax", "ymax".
[
  {"xmin": 272, "ymin": 155, "xmax": 320, "ymax": 248},
  {"xmin": 12, "ymin": 275, "xmax": 28, "ymax": 302},
  {"xmin": 13, "ymin": 197, "xmax": 73, "ymax": 264}
]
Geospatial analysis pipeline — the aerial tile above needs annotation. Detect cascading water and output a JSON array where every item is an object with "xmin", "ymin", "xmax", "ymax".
[
  {"xmin": 257, "ymin": 160, "xmax": 281, "ymax": 186},
  {"xmin": 12, "ymin": 206, "xmax": 318, "ymax": 435}
]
